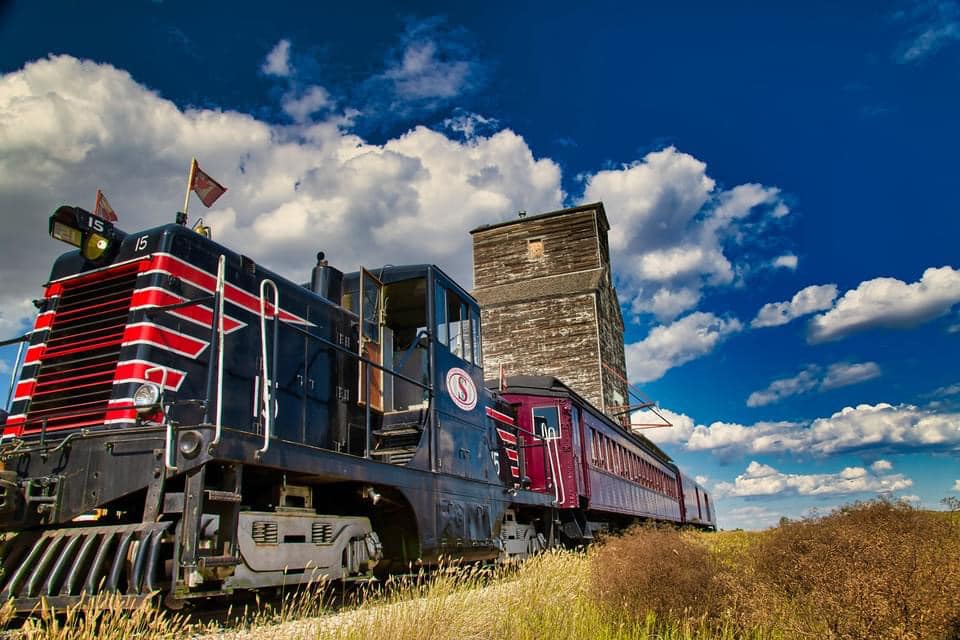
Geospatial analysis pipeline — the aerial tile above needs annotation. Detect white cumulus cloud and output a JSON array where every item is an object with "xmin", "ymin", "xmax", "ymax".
[
  {"xmin": 370, "ymin": 18, "xmax": 482, "ymax": 114},
  {"xmin": 745, "ymin": 361, "xmax": 880, "ymax": 407},
  {"xmin": 633, "ymin": 406, "xmax": 695, "ymax": 444},
  {"xmin": 820, "ymin": 361, "xmax": 881, "ymax": 390},
  {"xmin": 772, "ymin": 254, "xmax": 798, "ymax": 270},
  {"xmin": 282, "ymin": 85, "xmax": 332, "ymax": 123},
  {"xmin": 385, "ymin": 39, "xmax": 472, "ymax": 100},
  {"xmin": 262, "ymin": 39, "xmax": 292, "ymax": 77},
  {"xmin": 714, "ymin": 461, "xmax": 912, "ymax": 498},
  {"xmin": 646, "ymin": 402, "xmax": 960, "ymax": 460},
  {"xmin": 580, "ymin": 147, "xmax": 789, "ymax": 321},
  {"xmin": 747, "ymin": 366, "xmax": 820, "ymax": 407},
  {"xmin": 625, "ymin": 312, "xmax": 742, "ymax": 383},
  {"xmin": 871, "ymin": 459, "xmax": 893, "ymax": 472},
  {"xmin": 752, "ymin": 284, "xmax": 838, "ymax": 328},
  {"xmin": 0, "ymin": 55, "xmax": 564, "ymax": 333},
  {"xmin": 953, "ymin": 479, "xmax": 960, "ymax": 491},
  {"xmin": 808, "ymin": 267, "xmax": 960, "ymax": 343}
]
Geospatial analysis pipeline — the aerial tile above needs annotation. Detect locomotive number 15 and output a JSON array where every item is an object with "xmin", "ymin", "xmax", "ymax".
[{"xmin": 86, "ymin": 215, "xmax": 106, "ymax": 233}]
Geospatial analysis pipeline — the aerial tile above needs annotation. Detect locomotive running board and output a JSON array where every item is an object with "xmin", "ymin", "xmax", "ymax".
[{"xmin": 0, "ymin": 521, "xmax": 171, "ymax": 612}]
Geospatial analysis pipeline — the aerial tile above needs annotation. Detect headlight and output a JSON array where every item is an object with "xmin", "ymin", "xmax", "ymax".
[
  {"xmin": 51, "ymin": 220, "xmax": 82, "ymax": 247},
  {"xmin": 82, "ymin": 232, "xmax": 111, "ymax": 261},
  {"xmin": 48, "ymin": 205, "xmax": 125, "ymax": 265},
  {"xmin": 133, "ymin": 383, "xmax": 162, "ymax": 414}
]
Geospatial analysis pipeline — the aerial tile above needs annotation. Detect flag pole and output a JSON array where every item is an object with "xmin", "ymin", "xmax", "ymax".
[{"xmin": 182, "ymin": 157, "xmax": 197, "ymax": 220}]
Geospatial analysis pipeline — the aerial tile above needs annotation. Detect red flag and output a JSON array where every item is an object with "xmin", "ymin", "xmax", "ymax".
[
  {"xmin": 93, "ymin": 189, "xmax": 118, "ymax": 222},
  {"xmin": 190, "ymin": 161, "xmax": 227, "ymax": 207}
]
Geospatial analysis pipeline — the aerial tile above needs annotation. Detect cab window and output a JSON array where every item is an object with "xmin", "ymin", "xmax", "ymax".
[{"xmin": 433, "ymin": 281, "xmax": 478, "ymax": 365}]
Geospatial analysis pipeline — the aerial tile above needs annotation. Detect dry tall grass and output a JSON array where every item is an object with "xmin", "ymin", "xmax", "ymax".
[
  {"xmin": 749, "ymin": 500, "xmax": 960, "ymax": 639},
  {"xmin": 4, "ymin": 500, "xmax": 957, "ymax": 640},
  {"xmin": 15, "ymin": 595, "xmax": 190, "ymax": 640},
  {"xmin": 589, "ymin": 524, "xmax": 722, "ymax": 621},
  {"xmin": 591, "ymin": 499, "xmax": 960, "ymax": 640}
]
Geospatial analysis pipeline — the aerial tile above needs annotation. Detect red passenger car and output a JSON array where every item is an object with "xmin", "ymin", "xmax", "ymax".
[{"xmin": 496, "ymin": 376, "xmax": 715, "ymax": 538}]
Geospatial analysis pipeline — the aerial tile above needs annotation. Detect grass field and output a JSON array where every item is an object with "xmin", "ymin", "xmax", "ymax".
[{"xmin": 7, "ymin": 499, "xmax": 960, "ymax": 640}]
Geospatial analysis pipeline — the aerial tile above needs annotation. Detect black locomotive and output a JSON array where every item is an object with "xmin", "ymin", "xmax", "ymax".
[{"xmin": 0, "ymin": 205, "xmax": 711, "ymax": 611}]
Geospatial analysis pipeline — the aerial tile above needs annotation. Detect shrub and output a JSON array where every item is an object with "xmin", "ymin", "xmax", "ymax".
[
  {"xmin": 589, "ymin": 524, "xmax": 722, "ymax": 625},
  {"xmin": 589, "ymin": 500, "xmax": 960, "ymax": 639},
  {"xmin": 749, "ymin": 499, "xmax": 960, "ymax": 640}
]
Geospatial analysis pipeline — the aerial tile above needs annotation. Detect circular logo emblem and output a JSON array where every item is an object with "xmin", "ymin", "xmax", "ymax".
[{"xmin": 445, "ymin": 367, "xmax": 478, "ymax": 411}]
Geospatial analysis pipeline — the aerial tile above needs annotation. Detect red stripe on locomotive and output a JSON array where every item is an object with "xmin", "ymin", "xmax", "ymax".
[
  {"xmin": 146, "ymin": 253, "xmax": 312, "ymax": 326},
  {"xmin": 130, "ymin": 288, "xmax": 244, "ymax": 333},
  {"xmin": 121, "ymin": 322, "xmax": 209, "ymax": 358}
]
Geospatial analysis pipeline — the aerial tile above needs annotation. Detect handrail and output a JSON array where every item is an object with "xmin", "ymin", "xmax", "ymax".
[
  {"xmin": 4, "ymin": 339, "xmax": 26, "ymax": 413},
  {"xmin": 364, "ymin": 360, "xmax": 372, "ymax": 458},
  {"xmin": 542, "ymin": 428, "xmax": 559, "ymax": 505},
  {"xmin": 144, "ymin": 294, "xmax": 215, "ymax": 317},
  {"xmin": 549, "ymin": 436, "xmax": 565, "ymax": 505},
  {"xmin": 272, "ymin": 318, "xmax": 432, "ymax": 393},
  {"xmin": 145, "ymin": 366, "xmax": 175, "ymax": 471},
  {"xmin": 0, "ymin": 332, "xmax": 30, "ymax": 348},
  {"xmin": 512, "ymin": 425, "xmax": 554, "ymax": 497},
  {"xmin": 392, "ymin": 328, "xmax": 429, "ymax": 378},
  {"xmin": 212, "ymin": 255, "xmax": 226, "ymax": 446},
  {"xmin": 257, "ymin": 279, "xmax": 279, "ymax": 458}
]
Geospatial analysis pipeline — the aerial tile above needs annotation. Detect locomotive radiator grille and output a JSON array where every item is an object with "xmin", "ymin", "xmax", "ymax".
[
  {"xmin": 23, "ymin": 263, "xmax": 140, "ymax": 433},
  {"xmin": 311, "ymin": 522, "xmax": 334, "ymax": 545},
  {"xmin": 0, "ymin": 521, "xmax": 171, "ymax": 610},
  {"xmin": 251, "ymin": 520, "xmax": 279, "ymax": 545}
]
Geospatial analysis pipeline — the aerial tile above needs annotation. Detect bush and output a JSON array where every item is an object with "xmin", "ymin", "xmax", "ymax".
[
  {"xmin": 749, "ymin": 499, "xmax": 960, "ymax": 640},
  {"xmin": 589, "ymin": 500, "xmax": 960, "ymax": 640},
  {"xmin": 589, "ymin": 524, "xmax": 722, "ymax": 624}
]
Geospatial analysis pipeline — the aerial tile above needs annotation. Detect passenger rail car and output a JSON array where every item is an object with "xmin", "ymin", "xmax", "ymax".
[{"xmin": 498, "ymin": 376, "xmax": 716, "ymax": 539}]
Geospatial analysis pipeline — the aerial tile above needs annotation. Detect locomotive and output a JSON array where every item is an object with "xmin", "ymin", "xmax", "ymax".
[{"xmin": 0, "ymin": 204, "xmax": 713, "ymax": 611}]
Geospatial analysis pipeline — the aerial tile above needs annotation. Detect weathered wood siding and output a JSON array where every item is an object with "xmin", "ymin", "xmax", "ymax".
[
  {"xmin": 480, "ymin": 294, "xmax": 603, "ymax": 406},
  {"xmin": 471, "ymin": 203, "xmax": 631, "ymax": 423},
  {"xmin": 472, "ymin": 209, "xmax": 601, "ymax": 290},
  {"xmin": 595, "ymin": 272, "xmax": 629, "ymax": 422}
]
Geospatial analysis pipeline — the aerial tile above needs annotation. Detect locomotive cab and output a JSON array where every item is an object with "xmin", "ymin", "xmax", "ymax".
[{"xmin": 339, "ymin": 264, "xmax": 487, "ymax": 474}]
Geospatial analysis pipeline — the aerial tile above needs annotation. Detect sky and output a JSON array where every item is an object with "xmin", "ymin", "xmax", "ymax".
[{"xmin": 0, "ymin": 0, "xmax": 958, "ymax": 529}]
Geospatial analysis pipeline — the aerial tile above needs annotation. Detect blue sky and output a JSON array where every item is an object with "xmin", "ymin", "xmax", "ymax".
[{"xmin": 0, "ymin": 1, "xmax": 958, "ymax": 528}]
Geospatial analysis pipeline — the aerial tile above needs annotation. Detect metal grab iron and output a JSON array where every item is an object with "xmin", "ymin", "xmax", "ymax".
[
  {"xmin": 258, "ymin": 278, "xmax": 279, "ymax": 458},
  {"xmin": 210, "ymin": 254, "xmax": 227, "ymax": 447}
]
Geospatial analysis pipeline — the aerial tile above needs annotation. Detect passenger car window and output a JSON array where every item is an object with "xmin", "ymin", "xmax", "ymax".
[{"xmin": 533, "ymin": 406, "xmax": 560, "ymax": 440}]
